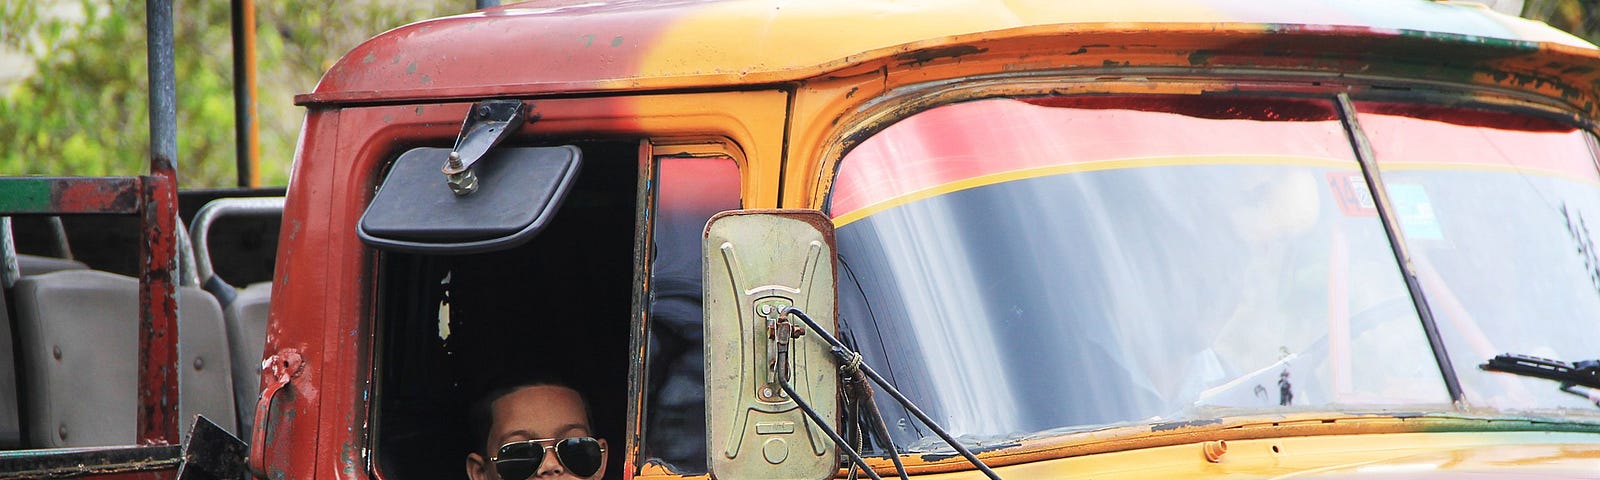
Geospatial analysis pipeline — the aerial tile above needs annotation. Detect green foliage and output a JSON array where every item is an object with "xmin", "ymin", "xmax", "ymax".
[
  {"xmin": 1523, "ymin": 0, "xmax": 1600, "ymax": 46},
  {"xmin": 0, "ymin": 0, "xmax": 458, "ymax": 188}
]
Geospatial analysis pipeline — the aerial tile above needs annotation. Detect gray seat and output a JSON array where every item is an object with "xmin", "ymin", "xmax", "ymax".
[
  {"xmin": 12, "ymin": 269, "xmax": 236, "ymax": 448},
  {"xmin": 15, "ymin": 254, "xmax": 87, "ymax": 277},
  {"xmin": 224, "ymin": 281, "xmax": 271, "ymax": 437},
  {"xmin": 0, "ymin": 290, "xmax": 19, "ymax": 449}
]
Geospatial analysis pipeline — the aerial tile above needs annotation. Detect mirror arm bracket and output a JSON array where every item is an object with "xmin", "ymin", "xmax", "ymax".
[{"xmin": 443, "ymin": 99, "xmax": 531, "ymax": 196}]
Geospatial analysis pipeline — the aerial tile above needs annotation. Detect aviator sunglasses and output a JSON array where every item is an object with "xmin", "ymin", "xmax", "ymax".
[{"xmin": 491, "ymin": 436, "xmax": 606, "ymax": 479}]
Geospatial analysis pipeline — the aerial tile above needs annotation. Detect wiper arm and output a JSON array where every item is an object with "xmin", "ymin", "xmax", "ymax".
[
  {"xmin": 782, "ymin": 306, "xmax": 1005, "ymax": 480},
  {"xmin": 1481, "ymin": 353, "xmax": 1600, "ymax": 406}
]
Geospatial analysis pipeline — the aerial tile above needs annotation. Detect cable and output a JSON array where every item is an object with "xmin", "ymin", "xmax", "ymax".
[{"xmin": 783, "ymin": 306, "xmax": 1004, "ymax": 480}]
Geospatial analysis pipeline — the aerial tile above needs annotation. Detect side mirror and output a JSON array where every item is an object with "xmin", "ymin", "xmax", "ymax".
[
  {"xmin": 358, "ymin": 145, "xmax": 581, "ymax": 254},
  {"xmin": 703, "ymin": 210, "xmax": 839, "ymax": 480}
]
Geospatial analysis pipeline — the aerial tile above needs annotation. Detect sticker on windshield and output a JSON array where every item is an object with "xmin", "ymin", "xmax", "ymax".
[
  {"xmin": 1327, "ymin": 172, "xmax": 1376, "ymax": 217},
  {"xmin": 1386, "ymin": 183, "xmax": 1444, "ymax": 240}
]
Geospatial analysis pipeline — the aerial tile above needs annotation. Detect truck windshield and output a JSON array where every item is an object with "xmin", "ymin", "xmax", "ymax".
[
  {"xmin": 1358, "ymin": 103, "xmax": 1600, "ymax": 412},
  {"xmin": 828, "ymin": 95, "xmax": 1453, "ymax": 452}
]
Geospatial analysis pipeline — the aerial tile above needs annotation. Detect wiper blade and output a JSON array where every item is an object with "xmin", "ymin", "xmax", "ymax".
[{"xmin": 1481, "ymin": 353, "xmax": 1600, "ymax": 406}]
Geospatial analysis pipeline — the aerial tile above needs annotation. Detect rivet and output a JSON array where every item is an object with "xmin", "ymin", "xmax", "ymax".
[
  {"xmin": 194, "ymin": 357, "xmax": 205, "ymax": 370},
  {"xmin": 58, "ymin": 424, "xmax": 67, "ymax": 441},
  {"xmin": 1202, "ymin": 440, "xmax": 1228, "ymax": 463},
  {"xmin": 52, "ymin": 346, "xmax": 61, "ymax": 360}
]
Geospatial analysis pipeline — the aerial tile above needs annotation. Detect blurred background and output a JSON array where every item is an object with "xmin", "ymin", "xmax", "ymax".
[
  {"xmin": 0, "ymin": 0, "xmax": 461, "ymax": 188},
  {"xmin": 0, "ymin": 0, "xmax": 1596, "ymax": 189}
]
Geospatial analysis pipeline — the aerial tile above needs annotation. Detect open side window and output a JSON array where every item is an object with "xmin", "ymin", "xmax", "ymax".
[
  {"xmin": 370, "ymin": 141, "xmax": 638, "ymax": 480},
  {"xmin": 637, "ymin": 152, "xmax": 741, "ymax": 475}
]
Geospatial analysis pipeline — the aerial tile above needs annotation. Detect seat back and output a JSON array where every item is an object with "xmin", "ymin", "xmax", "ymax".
[
  {"xmin": 12, "ymin": 270, "xmax": 235, "ymax": 447},
  {"xmin": 224, "ymin": 281, "xmax": 272, "ymax": 437},
  {"xmin": 0, "ymin": 289, "xmax": 20, "ymax": 449}
]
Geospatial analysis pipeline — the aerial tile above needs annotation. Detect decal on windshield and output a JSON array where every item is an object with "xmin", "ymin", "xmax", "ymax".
[
  {"xmin": 1387, "ymin": 183, "xmax": 1443, "ymax": 241},
  {"xmin": 1328, "ymin": 171, "xmax": 1377, "ymax": 217}
]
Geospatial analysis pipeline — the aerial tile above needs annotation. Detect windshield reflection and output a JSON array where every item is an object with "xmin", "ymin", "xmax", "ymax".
[
  {"xmin": 1359, "ymin": 103, "xmax": 1600, "ymax": 412},
  {"xmin": 830, "ymin": 96, "xmax": 1450, "ymax": 453}
]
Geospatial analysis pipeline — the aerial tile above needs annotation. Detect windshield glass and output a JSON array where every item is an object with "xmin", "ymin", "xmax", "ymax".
[
  {"xmin": 1358, "ymin": 103, "xmax": 1600, "ymax": 412},
  {"xmin": 828, "ymin": 95, "xmax": 1450, "ymax": 453}
]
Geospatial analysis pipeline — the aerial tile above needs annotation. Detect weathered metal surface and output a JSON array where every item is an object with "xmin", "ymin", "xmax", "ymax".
[
  {"xmin": 138, "ymin": 0, "xmax": 182, "ymax": 447},
  {"xmin": 177, "ymin": 416, "xmax": 248, "ymax": 480},
  {"xmin": 0, "ymin": 445, "xmax": 182, "ymax": 479},
  {"xmin": 296, "ymin": 0, "xmax": 1598, "ymax": 108},
  {"xmin": 0, "ymin": 177, "xmax": 143, "ymax": 214},
  {"xmin": 138, "ymin": 171, "xmax": 181, "ymax": 447},
  {"xmin": 702, "ymin": 210, "xmax": 838, "ymax": 480},
  {"xmin": 247, "ymin": 350, "xmax": 302, "ymax": 479}
]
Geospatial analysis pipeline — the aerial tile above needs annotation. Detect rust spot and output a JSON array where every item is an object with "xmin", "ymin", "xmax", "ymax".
[
  {"xmin": 895, "ymin": 45, "xmax": 986, "ymax": 67},
  {"xmin": 56, "ymin": 178, "xmax": 140, "ymax": 213}
]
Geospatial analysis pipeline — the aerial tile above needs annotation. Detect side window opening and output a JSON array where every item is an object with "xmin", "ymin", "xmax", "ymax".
[
  {"xmin": 373, "ymin": 141, "xmax": 638, "ymax": 480},
  {"xmin": 639, "ymin": 154, "xmax": 741, "ymax": 475}
]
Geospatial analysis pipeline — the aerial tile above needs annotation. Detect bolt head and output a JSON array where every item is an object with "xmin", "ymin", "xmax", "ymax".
[
  {"xmin": 52, "ymin": 345, "xmax": 61, "ymax": 360},
  {"xmin": 194, "ymin": 357, "xmax": 205, "ymax": 370},
  {"xmin": 447, "ymin": 169, "xmax": 479, "ymax": 196}
]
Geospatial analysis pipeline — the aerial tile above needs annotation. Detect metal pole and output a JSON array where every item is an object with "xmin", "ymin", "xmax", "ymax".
[
  {"xmin": 140, "ymin": 0, "xmax": 182, "ymax": 446},
  {"xmin": 231, "ymin": 0, "xmax": 260, "ymax": 188},
  {"xmin": 476, "ymin": 0, "xmax": 500, "ymax": 9}
]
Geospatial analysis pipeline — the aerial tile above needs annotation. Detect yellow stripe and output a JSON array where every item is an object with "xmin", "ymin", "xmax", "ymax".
[
  {"xmin": 832, "ymin": 154, "xmax": 1354, "ymax": 227},
  {"xmin": 1380, "ymin": 161, "xmax": 1600, "ymax": 186}
]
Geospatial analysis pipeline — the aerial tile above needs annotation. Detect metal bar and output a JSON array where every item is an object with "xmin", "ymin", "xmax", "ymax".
[
  {"xmin": 0, "ymin": 177, "xmax": 144, "ymax": 214},
  {"xmin": 1334, "ymin": 92, "xmax": 1466, "ymax": 404},
  {"xmin": 0, "ymin": 445, "xmax": 183, "ymax": 477},
  {"xmin": 778, "ymin": 382, "xmax": 885, "ymax": 480},
  {"xmin": 231, "ymin": 0, "xmax": 260, "ymax": 188},
  {"xmin": 784, "ymin": 308, "xmax": 1004, "ymax": 480},
  {"xmin": 476, "ymin": 0, "xmax": 500, "ymax": 9},
  {"xmin": 140, "ymin": 0, "xmax": 182, "ymax": 446},
  {"xmin": 1, "ymin": 218, "xmax": 16, "ymax": 289}
]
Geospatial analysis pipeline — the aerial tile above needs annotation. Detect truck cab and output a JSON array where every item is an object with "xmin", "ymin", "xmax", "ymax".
[{"xmin": 10, "ymin": 0, "xmax": 1600, "ymax": 479}]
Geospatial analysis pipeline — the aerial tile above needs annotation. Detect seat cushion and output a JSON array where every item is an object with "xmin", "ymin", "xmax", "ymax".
[{"xmin": 12, "ymin": 270, "xmax": 236, "ymax": 447}]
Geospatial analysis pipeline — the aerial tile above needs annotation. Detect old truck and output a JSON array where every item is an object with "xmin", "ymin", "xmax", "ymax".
[{"xmin": 9, "ymin": 0, "xmax": 1600, "ymax": 479}]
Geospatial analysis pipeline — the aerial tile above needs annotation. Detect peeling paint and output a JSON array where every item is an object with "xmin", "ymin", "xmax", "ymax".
[{"xmin": 895, "ymin": 45, "xmax": 987, "ymax": 67}]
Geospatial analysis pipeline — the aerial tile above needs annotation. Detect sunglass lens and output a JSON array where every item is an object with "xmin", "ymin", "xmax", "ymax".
[
  {"xmin": 494, "ymin": 459, "xmax": 538, "ymax": 480},
  {"xmin": 495, "ymin": 442, "xmax": 543, "ymax": 480},
  {"xmin": 556, "ymin": 437, "xmax": 605, "ymax": 478}
]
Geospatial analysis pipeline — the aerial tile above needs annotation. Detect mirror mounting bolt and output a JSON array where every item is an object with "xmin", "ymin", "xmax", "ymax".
[{"xmin": 444, "ymin": 152, "xmax": 479, "ymax": 196}]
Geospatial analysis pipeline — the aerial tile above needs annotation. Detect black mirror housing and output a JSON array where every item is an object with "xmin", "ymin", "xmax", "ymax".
[{"xmin": 358, "ymin": 145, "xmax": 582, "ymax": 254}]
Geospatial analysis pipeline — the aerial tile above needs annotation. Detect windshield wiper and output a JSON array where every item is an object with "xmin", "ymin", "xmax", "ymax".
[
  {"xmin": 778, "ymin": 306, "xmax": 1004, "ymax": 480},
  {"xmin": 1481, "ymin": 353, "xmax": 1600, "ymax": 406}
]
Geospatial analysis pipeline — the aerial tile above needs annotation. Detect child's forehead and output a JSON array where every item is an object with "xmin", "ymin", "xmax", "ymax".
[{"xmin": 490, "ymin": 385, "xmax": 590, "ymax": 436}]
